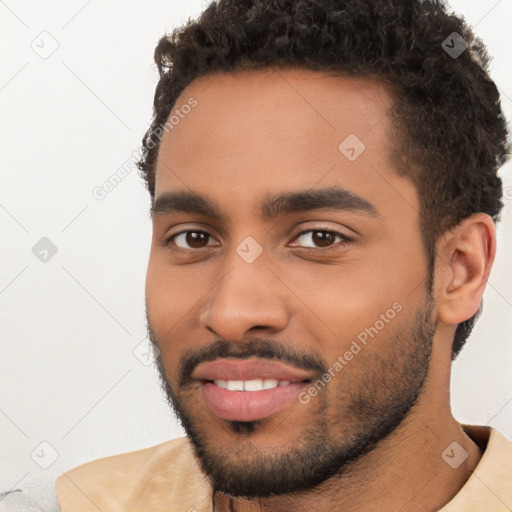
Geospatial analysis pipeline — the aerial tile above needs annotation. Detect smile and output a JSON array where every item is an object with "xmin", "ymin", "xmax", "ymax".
[
  {"xmin": 213, "ymin": 378, "xmax": 294, "ymax": 391},
  {"xmin": 201, "ymin": 379, "xmax": 309, "ymax": 422}
]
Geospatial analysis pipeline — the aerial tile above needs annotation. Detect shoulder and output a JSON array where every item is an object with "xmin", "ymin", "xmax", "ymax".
[{"xmin": 55, "ymin": 437, "xmax": 211, "ymax": 512}]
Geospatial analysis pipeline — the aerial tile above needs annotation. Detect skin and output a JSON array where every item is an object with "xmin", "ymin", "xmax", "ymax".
[{"xmin": 145, "ymin": 68, "xmax": 495, "ymax": 512}]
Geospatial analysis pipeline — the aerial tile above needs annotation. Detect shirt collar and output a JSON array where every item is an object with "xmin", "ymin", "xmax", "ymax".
[{"xmin": 439, "ymin": 424, "xmax": 512, "ymax": 511}]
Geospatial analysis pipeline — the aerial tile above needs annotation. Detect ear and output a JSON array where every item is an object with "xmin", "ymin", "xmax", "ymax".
[{"xmin": 435, "ymin": 213, "xmax": 496, "ymax": 325}]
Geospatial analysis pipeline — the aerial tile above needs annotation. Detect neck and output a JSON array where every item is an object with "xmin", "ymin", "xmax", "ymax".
[
  {"xmin": 213, "ymin": 414, "xmax": 482, "ymax": 512},
  {"xmin": 213, "ymin": 333, "xmax": 482, "ymax": 512}
]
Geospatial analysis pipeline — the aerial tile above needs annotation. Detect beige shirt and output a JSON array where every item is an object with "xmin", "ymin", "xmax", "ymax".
[{"xmin": 55, "ymin": 424, "xmax": 512, "ymax": 512}]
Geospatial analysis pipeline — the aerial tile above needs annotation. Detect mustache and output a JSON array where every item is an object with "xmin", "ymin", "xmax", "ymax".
[{"xmin": 178, "ymin": 338, "xmax": 327, "ymax": 387}]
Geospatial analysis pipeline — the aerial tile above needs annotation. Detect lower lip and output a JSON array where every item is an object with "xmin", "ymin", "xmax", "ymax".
[{"xmin": 201, "ymin": 381, "xmax": 308, "ymax": 421}]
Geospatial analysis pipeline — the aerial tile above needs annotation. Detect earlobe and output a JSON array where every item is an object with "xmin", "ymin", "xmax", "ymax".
[{"xmin": 436, "ymin": 213, "xmax": 496, "ymax": 325}]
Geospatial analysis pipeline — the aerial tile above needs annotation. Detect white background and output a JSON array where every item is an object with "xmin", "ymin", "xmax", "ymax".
[{"xmin": 1, "ymin": 0, "xmax": 511, "ymax": 494}]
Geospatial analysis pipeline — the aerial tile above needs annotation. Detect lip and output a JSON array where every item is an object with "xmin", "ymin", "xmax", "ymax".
[
  {"xmin": 192, "ymin": 358, "xmax": 314, "ymax": 382},
  {"xmin": 201, "ymin": 381, "xmax": 308, "ymax": 421},
  {"xmin": 192, "ymin": 358, "xmax": 314, "ymax": 422}
]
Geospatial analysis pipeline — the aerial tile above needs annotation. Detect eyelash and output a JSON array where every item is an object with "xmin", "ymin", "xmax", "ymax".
[{"xmin": 164, "ymin": 228, "xmax": 352, "ymax": 252}]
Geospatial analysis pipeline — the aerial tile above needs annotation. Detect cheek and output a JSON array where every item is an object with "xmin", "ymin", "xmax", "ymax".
[
  {"xmin": 284, "ymin": 255, "xmax": 415, "ymax": 350},
  {"xmin": 145, "ymin": 251, "xmax": 195, "ymax": 320},
  {"xmin": 146, "ymin": 267, "xmax": 184, "ymax": 361},
  {"xmin": 145, "ymin": 254, "xmax": 213, "ymax": 366},
  {"xmin": 145, "ymin": 259, "xmax": 169, "ymax": 321}
]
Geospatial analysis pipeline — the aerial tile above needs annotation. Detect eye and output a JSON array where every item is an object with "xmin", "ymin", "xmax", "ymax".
[
  {"xmin": 164, "ymin": 228, "xmax": 351, "ymax": 252},
  {"xmin": 289, "ymin": 229, "xmax": 351, "ymax": 249},
  {"xmin": 166, "ymin": 230, "xmax": 219, "ymax": 250}
]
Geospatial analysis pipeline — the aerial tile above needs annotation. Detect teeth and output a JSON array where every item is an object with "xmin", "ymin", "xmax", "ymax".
[
  {"xmin": 215, "ymin": 379, "xmax": 228, "ymax": 389},
  {"xmin": 226, "ymin": 380, "xmax": 244, "ymax": 391},
  {"xmin": 262, "ymin": 379, "xmax": 279, "ymax": 389},
  {"xmin": 244, "ymin": 379, "xmax": 264, "ymax": 391},
  {"xmin": 213, "ymin": 379, "xmax": 292, "ymax": 391}
]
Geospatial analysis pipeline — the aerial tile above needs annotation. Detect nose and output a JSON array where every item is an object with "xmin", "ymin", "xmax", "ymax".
[{"xmin": 199, "ymin": 255, "xmax": 289, "ymax": 343}]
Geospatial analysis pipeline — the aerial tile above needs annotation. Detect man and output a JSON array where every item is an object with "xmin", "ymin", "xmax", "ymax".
[{"xmin": 55, "ymin": 0, "xmax": 512, "ymax": 510}]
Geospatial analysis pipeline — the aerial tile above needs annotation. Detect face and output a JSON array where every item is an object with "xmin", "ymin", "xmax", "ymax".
[{"xmin": 145, "ymin": 68, "xmax": 436, "ymax": 497}]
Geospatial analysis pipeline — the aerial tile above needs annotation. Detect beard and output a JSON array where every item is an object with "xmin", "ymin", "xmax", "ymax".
[{"xmin": 147, "ymin": 292, "xmax": 435, "ymax": 499}]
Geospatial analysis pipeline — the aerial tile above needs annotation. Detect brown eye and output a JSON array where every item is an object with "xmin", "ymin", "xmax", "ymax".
[
  {"xmin": 167, "ymin": 230, "xmax": 217, "ymax": 249},
  {"xmin": 291, "ymin": 229, "xmax": 350, "ymax": 249},
  {"xmin": 311, "ymin": 231, "xmax": 336, "ymax": 247}
]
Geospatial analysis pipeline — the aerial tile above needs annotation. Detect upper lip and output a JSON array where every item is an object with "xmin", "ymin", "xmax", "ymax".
[{"xmin": 192, "ymin": 358, "xmax": 313, "ymax": 382}]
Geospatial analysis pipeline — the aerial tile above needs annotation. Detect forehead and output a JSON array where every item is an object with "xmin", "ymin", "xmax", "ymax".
[
  {"xmin": 154, "ymin": 68, "xmax": 416, "ymax": 221},
  {"xmin": 156, "ymin": 68, "xmax": 394, "ymax": 167}
]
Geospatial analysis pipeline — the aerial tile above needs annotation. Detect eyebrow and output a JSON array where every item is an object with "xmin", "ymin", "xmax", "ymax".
[{"xmin": 150, "ymin": 187, "xmax": 379, "ymax": 221}]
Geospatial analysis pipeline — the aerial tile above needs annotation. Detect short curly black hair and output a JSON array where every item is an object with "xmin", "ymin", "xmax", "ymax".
[{"xmin": 138, "ymin": 0, "xmax": 510, "ymax": 360}]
